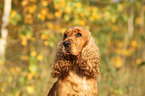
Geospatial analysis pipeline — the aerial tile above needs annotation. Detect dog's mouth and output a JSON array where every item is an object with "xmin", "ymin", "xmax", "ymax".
[
  {"xmin": 65, "ymin": 51, "xmax": 71, "ymax": 55},
  {"xmin": 63, "ymin": 50, "xmax": 79, "ymax": 60},
  {"xmin": 64, "ymin": 50, "xmax": 73, "ymax": 56}
]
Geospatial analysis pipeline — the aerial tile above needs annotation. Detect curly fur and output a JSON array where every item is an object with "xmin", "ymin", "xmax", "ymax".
[{"xmin": 52, "ymin": 31, "xmax": 100, "ymax": 79}]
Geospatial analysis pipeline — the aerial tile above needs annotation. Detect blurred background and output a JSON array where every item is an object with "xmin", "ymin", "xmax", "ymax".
[{"xmin": 0, "ymin": 0, "xmax": 145, "ymax": 96}]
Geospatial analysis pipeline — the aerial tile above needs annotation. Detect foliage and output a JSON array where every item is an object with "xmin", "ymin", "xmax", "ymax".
[{"xmin": 0, "ymin": 0, "xmax": 145, "ymax": 96}]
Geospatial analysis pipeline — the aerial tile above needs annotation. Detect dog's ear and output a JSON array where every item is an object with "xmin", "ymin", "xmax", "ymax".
[
  {"xmin": 51, "ymin": 41, "xmax": 72, "ymax": 78},
  {"xmin": 78, "ymin": 36, "xmax": 100, "ymax": 78}
]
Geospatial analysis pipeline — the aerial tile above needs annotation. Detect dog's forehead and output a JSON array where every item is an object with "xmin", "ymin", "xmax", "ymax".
[{"xmin": 64, "ymin": 26, "xmax": 90, "ymax": 36}]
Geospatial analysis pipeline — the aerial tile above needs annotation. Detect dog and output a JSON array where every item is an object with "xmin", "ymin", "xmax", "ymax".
[{"xmin": 48, "ymin": 26, "xmax": 100, "ymax": 96}]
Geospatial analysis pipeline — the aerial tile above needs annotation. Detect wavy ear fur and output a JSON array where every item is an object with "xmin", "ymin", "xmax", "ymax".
[
  {"xmin": 52, "ymin": 41, "xmax": 72, "ymax": 78},
  {"xmin": 77, "ymin": 36, "xmax": 100, "ymax": 78}
]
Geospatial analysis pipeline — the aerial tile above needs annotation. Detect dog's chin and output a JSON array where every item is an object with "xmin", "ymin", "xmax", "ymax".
[{"xmin": 63, "ymin": 51, "xmax": 79, "ymax": 60}]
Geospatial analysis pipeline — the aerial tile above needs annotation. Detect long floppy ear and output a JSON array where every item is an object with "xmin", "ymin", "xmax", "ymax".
[
  {"xmin": 78, "ymin": 36, "xmax": 100, "ymax": 78},
  {"xmin": 51, "ymin": 41, "xmax": 72, "ymax": 78}
]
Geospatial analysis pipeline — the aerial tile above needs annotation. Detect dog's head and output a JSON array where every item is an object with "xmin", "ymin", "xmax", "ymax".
[{"xmin": 62, "ymin": 26, "xmax": 91, "ymax": 58}]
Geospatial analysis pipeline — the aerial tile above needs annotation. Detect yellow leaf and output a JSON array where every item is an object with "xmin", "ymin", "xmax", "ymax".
[
  {"xmin": 92, "ymin": 7, "xmax": 98, "ymax": 12},
  {"xmin": 30, "ymin": 0, "xmax": 36, "ymax": 2},
  {"xmin": 131, "ymin": 40, "xmax": 137, "ymax": 48},
  {"xmin": 55, "ymin": 11, "xmax": 62, "ymax": 18},
  {"xmin": 114, "ymin": 89, "xmax": 118, "ymax": 94},
  {"xmin": 26, "ymin": 86, "xmax": 35, "ymax": 94},
  {"xmin": 111, "ymin": 56, "xmax": 123, "ymax": 68},
  {"xmin": 118, "ymin": 4, "xmax": 124, "ymax": 12},
  {"xmin": 125, "ymin": 50, "xmax": 131, "ymax": 56},
  {"xmin": 8, "ymin": 76, "xmax": 13, "ymax": 83},
  {"xmin": 115, "ymin": 56, "xmax": 123, "ymax": 68},
  {"xmin": 10, "ymin": 10, "xmax": 17, "ymax": 18},
  {"xmin": 16, "ymin": 67, "xmax": 21, "ymax": 72},
  {"xmin": 41, "ymin": 1, "xmax": 48, "ymax": 7},
  {"xmin": 136, "ymin": 59, "xmax": 142, "ymax": 65},
  {"xmin": 65, "ymin": 6, "xmax": 72, "ymax": 14},
  {"xmin": 26, "ymin": 34, "xmax": 32, "ymax": 39},
  {"xmin": 60, "ymin": 0, "xmax": 65, "ymax": 2},
  {"xmin": 111, "ymin": 16, "xmax": 117, "ymax": 23},
  {"xmin": 41, "ymin": 8, "xmax": 48, "ymax": 15},
  {"xmin": 28, "ymin": 5, "xmax": 37, "ymax": 13},
  {"xmin": 1, "ymin": 87, "xmax": 5, "ymax": 93},
  {"xmin": 2, "ymin": 82, "xmax": 7, "ymax": 87},
  {"xmin": 38, "ymin": 13, "xmax": 45, "ymax": 21},
  {"xmin": 21, "ymin": 0, "xmax": 28, "ymax": 6},
  {"xmin": 76, "ymin": 2, "xmax": 82, "ymax": 8},
  {"xmin": 79, "ymin": 20, "xmax": 85, "ymax": 26},
  {"xmin": 15, "ymin": 91, "xmax": 20, "ymax": 96},
  {"xmin": 37, "ymin": 55, "xmax": 43, "ymax": 61},
  {"xmin": 21, "ymin": 39, "xmax": 27, "ymax": 46},
  {"xmin": 44, "ymin": 41, "xmax": 49, "ymax": 46},
  {"xmin": 30, "ymin": 51, "xmax": 37, "ymax": 57},
  {"xmin": 41, "ymin": 34, "xmax": 48, "ymax": 40},
  {"xmin": 60, "ymin": 1, "xmax": 66, "ymax": 7},
  {"xmin": 89, "ymin": 16, "xmax": 95, "ymax": 22},
  {"xmin": 27, "ymin": 73, "xmax": 33, "ymax": 80},
  {"xmin": 92, "ymin": 12, "xmax": 97, "ymax": 19},
  {"xmin": 54, "ymin": 3, "xmax": 60, "ymax": 9},
  {"xmin": 135, "ymin": 17, "xmax": 141, "ymax": 25}
]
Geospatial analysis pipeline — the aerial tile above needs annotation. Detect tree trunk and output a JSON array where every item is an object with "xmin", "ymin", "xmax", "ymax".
[
  {"xmin": 0, "ymin": 0, "xmax": 12, "ymax": 67},
  {"xmin": 140, "ymin": 7, "xmax": 145, "ymax": 61},
  {"xmin": 128, "ymin": 9, "xmax": 134, "ymax": 39},
  {"xmin": 123, "ymin": 8, "xmax": 134, "ymax": 66}
]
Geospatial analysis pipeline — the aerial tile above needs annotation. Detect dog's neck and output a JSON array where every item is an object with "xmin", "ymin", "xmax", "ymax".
[{"xmin": 67, "ymin": 71, "xmax": 88, "ymax": 81}]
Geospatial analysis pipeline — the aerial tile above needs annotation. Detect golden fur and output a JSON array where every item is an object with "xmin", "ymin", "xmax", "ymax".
[{"xmin": 48, "ymin": 26, "xmax": 100, "ymax": 96}]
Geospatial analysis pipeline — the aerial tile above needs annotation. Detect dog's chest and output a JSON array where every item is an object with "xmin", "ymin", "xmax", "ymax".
[{"xmin": 63, "ymin": 71, "xmax": 97, "ymax": 96}]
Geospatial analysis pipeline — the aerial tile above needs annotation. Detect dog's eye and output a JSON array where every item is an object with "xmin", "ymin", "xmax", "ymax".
[
  {"xmin": 64, "ymin": 34, "xmax": 67, "ymax": 39},
  {"xmin": 76, "ymin": 33, "xmax": 82, "ymax": 37}
]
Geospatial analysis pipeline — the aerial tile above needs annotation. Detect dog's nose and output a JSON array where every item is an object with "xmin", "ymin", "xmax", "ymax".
[{"xmin": 63, "ymin": 41, "xmax": 71, "ymax": 47}]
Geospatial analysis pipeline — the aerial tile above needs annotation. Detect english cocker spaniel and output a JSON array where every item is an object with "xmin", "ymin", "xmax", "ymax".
[{"xmin": 48, "ymin": 26, "xmax": 100, "ymax": 96}]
